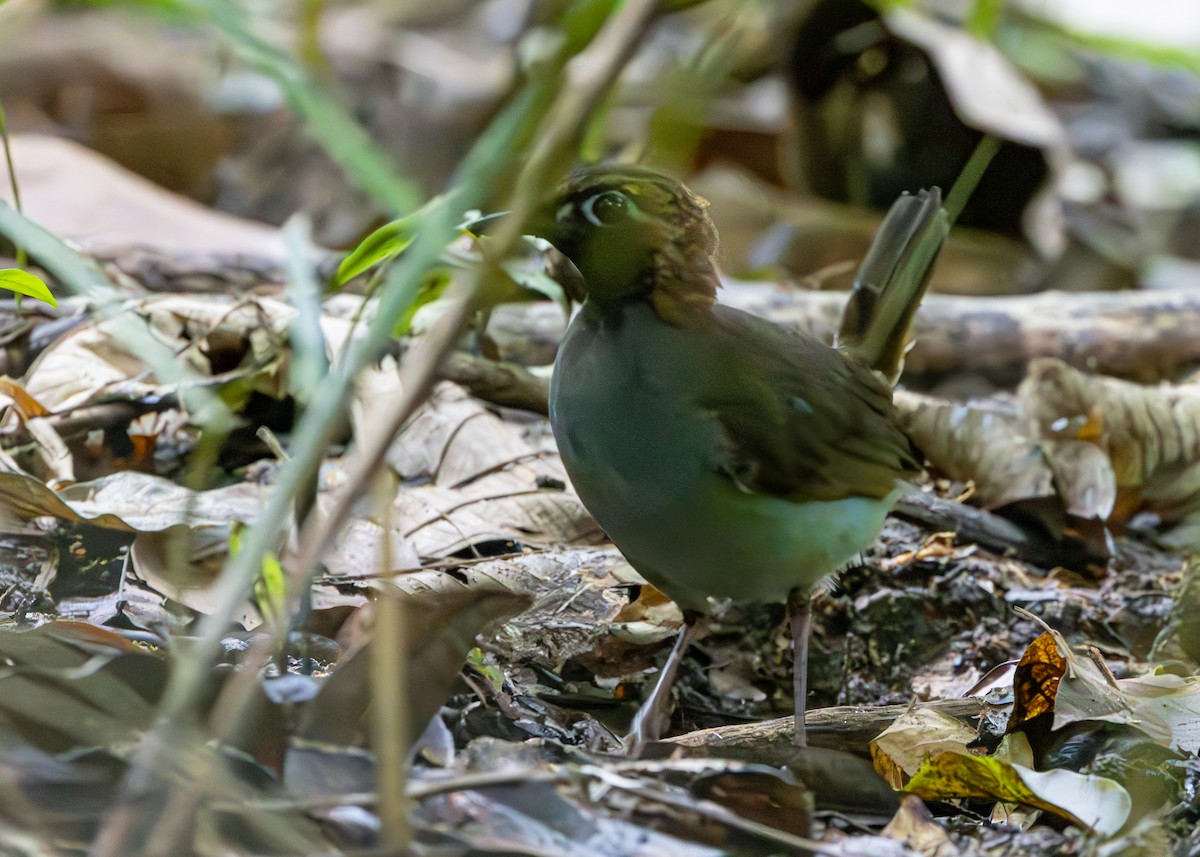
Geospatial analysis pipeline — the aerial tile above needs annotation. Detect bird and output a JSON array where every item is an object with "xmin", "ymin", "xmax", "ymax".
[{"xmin": 525, "ymin": 163, "xmax": 947, "ymax": 753}]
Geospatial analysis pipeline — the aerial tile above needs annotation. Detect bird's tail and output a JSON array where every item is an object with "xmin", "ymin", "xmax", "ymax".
[{"xmin": 836, "ymin": 189, "xmax": 948, "ymax": 384}]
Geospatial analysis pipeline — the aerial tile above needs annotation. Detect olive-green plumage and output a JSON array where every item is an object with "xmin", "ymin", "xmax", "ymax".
[{"xmin": 530, "ymin": 163, "xmax": 946, "ymax": 750}]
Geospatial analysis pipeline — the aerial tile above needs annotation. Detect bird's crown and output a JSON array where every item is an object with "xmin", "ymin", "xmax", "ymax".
[{"xmin": 534, "ymin": 164, "xmax": 721, "ymax": 325}]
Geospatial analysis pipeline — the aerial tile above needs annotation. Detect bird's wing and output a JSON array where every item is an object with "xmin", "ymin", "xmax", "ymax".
[{"xmin": 700, "ymin": 305, "xmax": 921, "ymax": 503}]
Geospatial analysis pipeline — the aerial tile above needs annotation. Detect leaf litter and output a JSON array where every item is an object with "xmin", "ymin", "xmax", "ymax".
[
  {"xmin": 0, "ymin": 9, "xmax": 1199, "ymax": 853},
  {"xmin": 0, "ymin": 215, "xmax": 1196, "ymax": 855},
  {"xmin": 1, "ymin": 272, "xmax": 1193, "ymax": 852}
]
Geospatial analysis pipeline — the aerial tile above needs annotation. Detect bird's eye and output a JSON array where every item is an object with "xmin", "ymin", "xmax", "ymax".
[{"xmin": 580, "ymin": 190, "xmax": 631, "ymax": 226}]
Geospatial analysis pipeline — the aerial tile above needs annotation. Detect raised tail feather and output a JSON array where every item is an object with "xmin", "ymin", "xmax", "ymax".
[{"xmin": 836, "ymin": 189, "xmax": 948, "ymax": 384}]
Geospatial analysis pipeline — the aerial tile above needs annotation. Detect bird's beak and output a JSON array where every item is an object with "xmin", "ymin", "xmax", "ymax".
[
  {"xmin": 459, "ymin": 210, "xmax": 510, "ymax": 237},
  {"xmin": 460, "ymin": 202, "xmax": 559, "ymax": 244},
  {"xmin": 461, "ymin": 204, "xmax": 586, "ymax": 305},
  {"xmin": 522, "ymin": 201, "xmax": 560, "ymax": 243}
]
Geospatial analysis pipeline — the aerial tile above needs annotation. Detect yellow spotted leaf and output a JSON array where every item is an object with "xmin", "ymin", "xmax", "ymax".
[{"xmin": 905, "ymin": 751, "xmax": 1130, "ymax": 836}]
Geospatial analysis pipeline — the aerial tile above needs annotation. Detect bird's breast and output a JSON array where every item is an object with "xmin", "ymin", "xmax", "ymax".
[
  {"xmin": 550, "ymin": 306, "xmax": 721, "ymax": 519},
  {"xmin": 548, "ymin": 302, "xmax": 896, "ymax": 610}
]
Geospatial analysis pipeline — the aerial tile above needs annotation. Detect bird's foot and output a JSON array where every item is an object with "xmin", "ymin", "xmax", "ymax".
[
  {"xmin": 622, "ymin": 705, "xmax": 660, "ymax": 759},
  {"xmin": 788, "ymin": 587, "xmax": 812, "ymax": 749},
  {"xmin": 620, "ymin": 614, "xmax": 701, "ymax": 758}
]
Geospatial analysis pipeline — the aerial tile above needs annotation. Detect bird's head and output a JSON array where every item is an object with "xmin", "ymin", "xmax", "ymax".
[{"xmin": 527, "ymin": 164, "xmax": 721, "ymax": 325}]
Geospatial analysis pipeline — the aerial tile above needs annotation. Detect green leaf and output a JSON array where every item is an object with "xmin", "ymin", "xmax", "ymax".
[
  {"xmin": 904, "ymin": 750, "xmax": 1131, "ymax": 836},
  {"xmin": 967, "ymin": 0, "xmax": 1004, "ymax": 38},
  {"xmin": 254, "ymin": 550, "xmax": 286, "ymax": 627},
  {"xmin": 393, "ymin": 268, "xmax": 453, "ymax": 337},
  {"xmin": 466, "ymin": 646, "xmax": 506, "ymax": 693},
  {"xmin": 333, "ymin": 212, "xmax": 421, "ymax": 288},
  {"xmin": 0, "ymin": 268, "xmax": 56, "ymax": 307},
  {"xmin": 232, "ymin": 522, "xmax": 286, "ymax": 626}
]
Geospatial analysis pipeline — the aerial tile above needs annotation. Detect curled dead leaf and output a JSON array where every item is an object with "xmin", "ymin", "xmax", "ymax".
[
  {"xmin": 1006, "ymin": 631, "xmax": 1066, "ymax": 733},
  {"xmin": 296, "ymin": 567, "xmax": 534, "ymax": 746},
  {"xmin": 870, "ymin": 706, "xmax": 979, "ymax": 788},
  {"xmin": 893, "ymin": 390, "xmax": 1054, "ymax": 510},
  {"xmin": 1020, "ymin": 358, "xmax": 1200, "ymax": 549}
]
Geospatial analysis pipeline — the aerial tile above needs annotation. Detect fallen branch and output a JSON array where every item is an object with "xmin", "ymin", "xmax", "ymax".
[
  {"xmin": 668, "ymin": 697, "xmax": 984, "ymax": 755},
  {"xmin": 892, "ymin": 491, "xmax": 1058, "ymax": 567},
  {"xmin": 455, "ymin": 287, "xmax": 1200, "ymax": 398},
  {"xmin": 439, "ymin": 352, "xmax": 551, "ymax": 415},
  {"xmin": 752, "ymin": 288, "xmax": 1200, "ymax": 383}
]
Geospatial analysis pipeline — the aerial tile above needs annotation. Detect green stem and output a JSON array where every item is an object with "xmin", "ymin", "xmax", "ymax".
[
  {"xmin": 0, "ymin": 101, "xmax": 27, "ymax": 271},
  {"xmin": 942, "ymin": 133, "xmax": 1002, "ymax": 227}
]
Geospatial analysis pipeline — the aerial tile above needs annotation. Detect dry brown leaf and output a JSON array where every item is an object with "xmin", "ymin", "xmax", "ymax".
[
  {"xmin": 0, "ymin": 379, "xmax": 79, "ymax": 483},
  {"xmin": 387, "ymin": 382, "xmax": 532, "ymax": 487},
  {"xmin": 1006, "ymin": 631, "xmax": 1066, "ymax": 732},
  {"xmin": 1008, "ymin": 614, "xmax": 1200, "ymax": 754},
  {"xmin": 1017, "ymin": 627, "xmax": 1140, "ymax": 734},
  {"xmin": 0, "ymin": 469, "xmax": 147, "ymax": 530},
  {"xmin": 24, "ymin": 294, "xmax": 296, "ymax": 415},
  {"xmin": 130, "ymin": 526, "xmax": 264, "ymax": 625},
  {"xmin": 58, "ymin": 472, "xmax": 264, "ymax": 531},
  {"xmin": 870, "ymin": 705, "xmax": 979, "ymax": 788},
  {"xmin": 881, "ymin": 795, "xmax": 955, "ymax": 857},
  {"xmin": 880, "ymin": 531, "xmax": 971, "ymax": 571},
  {"xmin": 394, "ymin": 467, "xmax": 598, "ymax": 557},
  {"xmin": 1010, "ymin": 619, "xmax": 1195, "ymax": 750},
  {"xmin": 0, "ymin": 378, "xmax": 51, "ymax": 420},
  {"xmin": 22, "ymin": 416, "xmax": 75, "ymax": 486},
  {"xmin": 323, "ymin": 517, "xmax": 421, "ymax": 579},
  {"xmin": 0, "ymin": 134, "xmax": 284, "ymax": 260},
  {"xmin": 1039, "ymin": 438, "xmax": 1117, "ymax": 522},
  {"xmin": 1114, "ymin": 673, "xmax": 1200, "ymax": 754},
  {"xmin": 296, "ymin": 568, "xmax": 534, "ymax": 746},
  {"xmin": 4, "ymin": 470, "xmax": 411, "ymax": 626},
  {"xmin": 123, "ymin": 485, "xmax": 423, "ymax": 625},
  {"xmin": 1019, "ymin": 358, "xmax": 1200, "ymax": 548},
  {"xmin": 608, "ymin": 574, "xmax": 684, "ymax": 645},
  {"xmin": 9, "ymin": 293, "xmax": 299, "ymax": 481},
  {"xmin": 893, "ymin": 390, "xmax": 1054, "ymax": 509},
  {"xmin": 384, "ymin": 383, "xmax": 599, "ymax": 558}
]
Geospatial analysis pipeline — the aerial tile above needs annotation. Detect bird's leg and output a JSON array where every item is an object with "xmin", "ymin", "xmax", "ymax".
[
  {"xmin": 624, "ymin": 611, "xmax": 701, "ymax": 757},
  {"xmin": 787, "ymin": 586, "xmax": 812, "ymax": 748}
]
